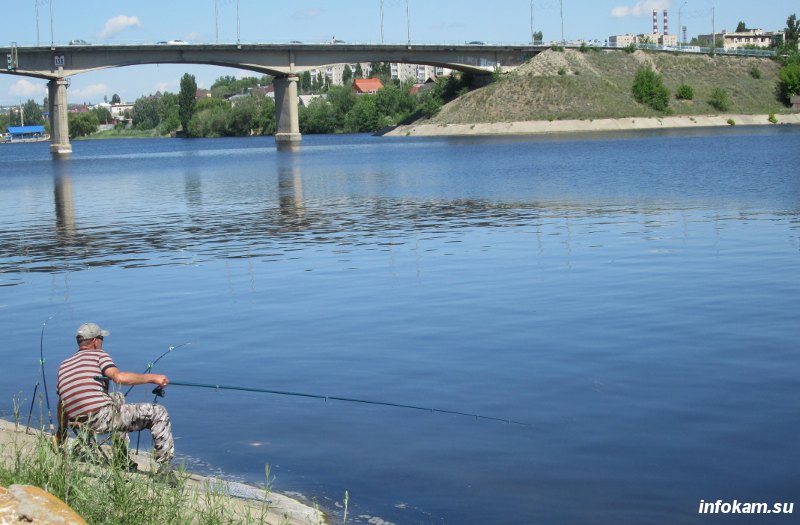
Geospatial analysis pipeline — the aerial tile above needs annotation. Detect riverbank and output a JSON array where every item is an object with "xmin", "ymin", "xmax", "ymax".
[
  {"xmin": 383, "ymin": 113, "xmax": 800, "ymax": 137},
  {"xmin": 0, "ymin": 418, "xmax": 323, "ymax": 525}
]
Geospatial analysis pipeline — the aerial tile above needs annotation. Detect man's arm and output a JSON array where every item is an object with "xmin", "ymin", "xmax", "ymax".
[{"xmin": 104, "ymin": 367, "xmax": 169, "ymax": 388}]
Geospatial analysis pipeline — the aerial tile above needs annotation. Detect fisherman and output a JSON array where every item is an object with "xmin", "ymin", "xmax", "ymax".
[{"xmin": 55, "ymin": 322, "xmax": 176, "ymax": 483}]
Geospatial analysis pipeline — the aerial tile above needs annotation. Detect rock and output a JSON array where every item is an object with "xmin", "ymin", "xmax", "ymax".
[{"xmin": 0, "ymin": 484, "xmax": 87, "ymax": 525}]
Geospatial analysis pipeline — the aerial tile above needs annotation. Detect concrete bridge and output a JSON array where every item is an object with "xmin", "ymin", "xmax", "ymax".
[{"xmin": 1, "ymin": 43, "xmax": 543, "ymax": 155}]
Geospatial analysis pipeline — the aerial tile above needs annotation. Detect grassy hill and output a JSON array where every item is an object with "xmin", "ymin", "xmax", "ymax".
[{"xmin": 429, "ymin": 49, "xmax": 790, "ymax": 125}]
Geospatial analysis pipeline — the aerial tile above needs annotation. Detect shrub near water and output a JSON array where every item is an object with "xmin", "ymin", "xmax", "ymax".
[
  {"xmin": 632, "ymin": 65, "xmax": 670, "ymax": 112},
  {"xmin": 675, "ymin": 84, "xmax": 694, "ymax": 100},
  {"xmin": 709, "ymin": 88, "xmax": 732, "ymax": 112}
]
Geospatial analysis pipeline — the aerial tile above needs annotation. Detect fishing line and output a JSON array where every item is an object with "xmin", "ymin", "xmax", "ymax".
[{"xmin": 147, "ymin": 379, "xmax": 530, "ymax": 427}]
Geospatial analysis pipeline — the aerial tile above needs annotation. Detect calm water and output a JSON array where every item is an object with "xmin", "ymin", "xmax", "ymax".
[{"xmin": 1, "ymin": 129, "xmax": 798, "ymax": 524}]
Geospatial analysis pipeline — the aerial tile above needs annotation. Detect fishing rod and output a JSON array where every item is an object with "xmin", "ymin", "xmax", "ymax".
[
  {"xmin": 147, "ymin": 379, "xmax": 530, "ymax": 427},
  {"xmin": 27, "ymin": 314, "xmax": 57, "ymax": 434},
  {"xmin": 124, "ymin": 342, "xmax": 192, "ymax": 397},
  {"xmin": 123, "ymin": 342, "xmax": 191, "ymax": 454}
]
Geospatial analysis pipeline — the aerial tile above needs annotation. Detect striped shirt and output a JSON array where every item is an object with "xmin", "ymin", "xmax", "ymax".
[{"xmin": 56, "ymin": 349, "xmax": 117, "ymax": 419}]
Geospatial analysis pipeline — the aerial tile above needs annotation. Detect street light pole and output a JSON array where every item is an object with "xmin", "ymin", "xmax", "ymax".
[
  {"xmin": 35, "ymin": 0, "xmax": 40, "ymax": 46},
  {"xmin": 678, "ymin": 1, "xmax": 687, "ymax": 48},
  {"xmin": 560, "ymin": 0, "xmax": 565, "ymax": 44},
  {"xmin": 380, "ymin": 0, "xmax": 385, "ymax": 44},
  {"xmin": 237, "ymin": 0, "xmax": 241, "ymax": 45},
  {"xmin": 215, "ymin": 0, "xmax": 219, "ymax": 43},
  {"xmin": 49, "ymin": 0, "xmax": 54, "ymax": 48},
  {"xmin": 530, "ymin": 0, "xmax": 534, "ymax": 44},
  {"xmin": 406, "ymin": 0, "xmax": 411, "ymax": 46}
]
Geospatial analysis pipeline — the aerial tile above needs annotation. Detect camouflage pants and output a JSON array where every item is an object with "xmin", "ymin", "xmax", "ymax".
[{"xmin": 82, "ymin": 392, "xmax": 174, "ymax": 465}]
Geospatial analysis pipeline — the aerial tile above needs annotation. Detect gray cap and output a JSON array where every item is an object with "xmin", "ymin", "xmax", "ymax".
[{"xmin": 76, "ymin": 322, "xmax": 109, "ymax": 340}]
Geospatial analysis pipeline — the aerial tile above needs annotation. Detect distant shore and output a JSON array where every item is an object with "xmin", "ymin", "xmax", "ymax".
[{"xmin": 383, "ymin": 113, "xmax": 800, "ymax": 137}]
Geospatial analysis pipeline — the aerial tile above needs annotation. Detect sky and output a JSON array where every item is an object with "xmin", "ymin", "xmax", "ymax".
[{"xmin": 0, "ymin": 0, "xmax": 796, "ymax": 106}]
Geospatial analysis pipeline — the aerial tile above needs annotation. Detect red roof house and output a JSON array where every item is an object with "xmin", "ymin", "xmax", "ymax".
[{"xmin": 352, "ymin": 78, "xmax": 384, "ymax": 94}]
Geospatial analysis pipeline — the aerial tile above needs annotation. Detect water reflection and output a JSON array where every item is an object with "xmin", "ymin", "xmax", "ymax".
[{"xmin": 53, "ymin": 160, "xmax": 76, "ymax": 241}]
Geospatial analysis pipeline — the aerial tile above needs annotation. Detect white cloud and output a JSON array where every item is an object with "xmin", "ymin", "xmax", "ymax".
[
  {"xmin": 9, "ymin": 78, "xmax": 47, "ymax": 99},
  {"xmin": 98, "ymin": 15, "xmax": 142, "ymax": 39},
  {"xmin": 612, "ymin": 0, "xmax": 671, "ymax": 18},
  {"xmin": 70, "ymin": 84, "xmax": 111, "ymax": 103}
]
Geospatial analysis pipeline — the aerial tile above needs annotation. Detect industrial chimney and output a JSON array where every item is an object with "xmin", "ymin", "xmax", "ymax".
[
  {"xmin": 663, "ymin": 9, "xmax": 669, "ymax": 35},
  {"xmin": 653, "ymin": 9, "xmax": 658, "ymax": 34}
]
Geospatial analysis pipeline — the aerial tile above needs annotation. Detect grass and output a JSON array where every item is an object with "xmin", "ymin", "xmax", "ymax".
[
  {"xmin": 430, "ymin": 49, "xmax": 790, "ymax": 125},
  {"xmin": 0, "ymin": 416, "xmax": 292, "ymax": 525},
  {"xmin": 77, "ymin": 128, "xmax": 169, "ymax": 140}
]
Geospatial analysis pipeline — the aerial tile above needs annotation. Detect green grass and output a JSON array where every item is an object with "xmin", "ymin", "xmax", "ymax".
[
  {"xmin": 0, "ymin": 423, "xmax": 287, "ymax": 525},
  {"xmin": 77, "ymin": 128, "xmax": 169, "ymax": 140},
  {"xmin": 430, "ymin": 49, "xmax": 790, "ymax": 125}
]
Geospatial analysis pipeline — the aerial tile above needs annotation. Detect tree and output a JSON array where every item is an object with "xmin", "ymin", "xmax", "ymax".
[
  {"xmin": 708, "ymin": 88, "xmax": 731, "ymax": 111},
  {"xmin": 132, "ymin": 95, "xmax": 160, "ymax": 129},
  {"xmin": 736, "ymin": 21, "xmax": 748, "ymax": 32},
  {"xmin": 533, "ymin": 31, "xmax": 544, "ymax": 44},
  {"xmin": 632, "ymin": 65, "xmax": 670, "ymax": 112},
  {"xmin": 300, "ymin": 71, "xmax": 312, "ymax": 93},
  {"xmin": 785, "ymin": 13, "xmax": 800, "ymax": 49},
  {"xmin": 778, "ymin": 63, "xmax": 800, "ymax": 102},
  {"xmin": 178, "ymin": 73, "xmax": 198, "ymax": 132},
  {"xmin": 68, "ymin": 112, "xmax": 99, "ymax": 138},
  {"xmin": 22, "ymin": 99, "xmax": 45, "ymax": 125},
  {"xmin": 158, "ymin": 92, "xmax": 180, "ymax": 133},
  {"xmin": 111, "ymin": 93, "xmax": 121, "ymax": 104},
  {"xmin": 299, "ymin": 98, "xmax": 337, "ymax": 134},
  {"xmin": 342, "ymin": 64, "xmax": 353, "ymax": 85},
  {"xmin": 257, "ymin": 95, "xmax": 276, "ymax": 135},
  {"xmin": 344, "ymin": 95, "xmax": 382, "ymax": 132},
  {"xmin": 354, "ymin": 63, "xmax": 364, "ymax": 79}
]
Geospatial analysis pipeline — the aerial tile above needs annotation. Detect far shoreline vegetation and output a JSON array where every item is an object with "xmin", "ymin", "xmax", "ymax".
[{"xmin": 1, "ymin": 13, "xmax": 798, "ymax": 141}]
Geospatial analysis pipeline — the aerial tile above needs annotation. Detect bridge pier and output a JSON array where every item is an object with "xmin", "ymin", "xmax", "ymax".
[
  {"xmin": 48, "ymin": 78, "xmax": 72, "ymax": 156},
  {"xmin": 273, "ymin": 74, "xmax": 301, "ymax": 150}
]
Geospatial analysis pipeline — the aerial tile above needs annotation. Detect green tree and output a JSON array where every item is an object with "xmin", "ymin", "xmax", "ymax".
[
  {"xmin": 326, "ymin": 85, "xmax": 356, "ymax": 122},
  {"xmin": 21, "ymin": 99, "xmax": 45, "ymax": 125},
  {"xmin": 342, "ymin": 64, "xmax": 353, "ymax": 85},
  {"xmin": 417, "ymin": 89, "xmax": 443, "ymax": 118},
  {"xmin": 299, "ymin": 98, "xmax": 337, "ymax": 134},
  {"xmin": 533, "ymin": 31, "xmax": 543, "ymax": 44},
  {"xmin": 132, "ymin": 95, "xmax": 160, "ymax": 129},
  {"xmin": 228, "ymin": 95, "xmax": 259, "ymax": 135},
  {"xmin": 68, "ymin": 112, "xmax": 99, "ymax": 138},
  {"xmin": 344, "ymin": 95, "xmax": 382, "ymax": 132},
  {"xmin": 300, "ymin": 71, "xmax": 312, "ymax": 93},
  {"xmin": 257, "ymin": 95, "xmax": 276, "ymax": 135},
  {"xmin": 158, "ymin": 92, "xmax": 180, "ymax": 133},
  {"xmin": 178, "ymin": 73, "xmax": 198, "ymax": 132},
  {"xmin": 92, "ymin": 106, "xmax": 112, "ymax": 125},
  {"xmin": 778, "ymin": 63, "xmax": 800, "ymax": 102},
  {"xmin": 785, "ymin": 14, "xmax": 799, "ymax": 48},
  {"xmin": 375, "ymin": 83, "xmax": 415, "ymax": 122},
  {"xmin": 111, "ymin": 93, "xmax": 121, "ymax": 104},
  {"xmin": 736, "ymin": 21, "xmax": 748, "ymax": 32},
  {"xmin": 632, "ymin": 65, "xmax": 670, "ymax": 112},
  {"xmin": 354, "ymin": 63, "xmax": 364, "ymax": 79}
]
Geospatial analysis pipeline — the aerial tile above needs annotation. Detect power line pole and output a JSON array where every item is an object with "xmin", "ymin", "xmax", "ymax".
[
  {"xmin": 530, "ymin": 0, "xmax": 534, "ymax": 44},
  {"xmin": 215, "ymin": 0, "xmax": 219, "ymax": 43},
  {"xmin": 380, "ymin": 0, "xmax": 385, "ymax": 44},
  {"xmin": 35, "ymin": 0, "xmax": 40, "ymax": 46},
  {"xmin": 406, "ymin": 0, "xmax": 411, "ymax": 46},
  {"xmin": 560, "ymin": 0, "xmax": 565, "ymax": 43}
]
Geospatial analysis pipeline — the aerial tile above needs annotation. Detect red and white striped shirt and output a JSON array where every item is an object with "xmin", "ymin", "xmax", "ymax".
[{"xmin": 56, "ymin": 349, "xmax": 117, "ymax": 419}]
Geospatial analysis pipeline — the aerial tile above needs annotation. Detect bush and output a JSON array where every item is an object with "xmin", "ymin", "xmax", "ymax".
[
  {"xmin": 750, "ymin": 66, "xmax": 761, "ymax": 79},
  {"xmin": 778, "ymin": 63, "xmax": 800, "ymax": 103},
  {"xmin": 624, "ymin": 43, "xmax": 636, "ymax": 54},
  {"xmin": 708, "ymin": 88, "xmax": 731, "ymax": 111},
  {"xmin": 632, "ymin": 65, "xmax": 670, "ymax": 112},
  {"xmin": 768, "ymin": 113, "xmax": 778, "ymax": 124},
  {"xmin": 727, "ymin": 118, "xmax": 736, "ymax": 126},
  {"xmin": 675, "ymin": 84, "xmax": 694, "ymax": 100}
]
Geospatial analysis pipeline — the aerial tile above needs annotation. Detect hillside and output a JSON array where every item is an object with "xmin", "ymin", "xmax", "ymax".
[{"xmin": 428, "ymin": 49, "xmax": 790, "ymax": 125}]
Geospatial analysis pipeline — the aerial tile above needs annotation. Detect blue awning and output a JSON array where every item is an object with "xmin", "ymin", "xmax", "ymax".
[{"xmin": 7, "ymin": 125, "xmax": 46, "ymax": 134}]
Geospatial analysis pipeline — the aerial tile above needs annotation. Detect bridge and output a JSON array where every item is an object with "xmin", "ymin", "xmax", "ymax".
[{"xmin": 0, "ymin": 43, "xmax": 543, "ymax": 155}]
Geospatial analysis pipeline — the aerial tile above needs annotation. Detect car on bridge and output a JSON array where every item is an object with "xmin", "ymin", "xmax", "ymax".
[
  {"xmin": 466, "ymin": 40, "xmax": 486, "ymax": 45},
  {"xmin": 68, "ymin": 39, "xmax": 90, "ymax": 45},
  {"xmin": 157, "ymin": 39, "xmax": 188, "ymax": 45}
]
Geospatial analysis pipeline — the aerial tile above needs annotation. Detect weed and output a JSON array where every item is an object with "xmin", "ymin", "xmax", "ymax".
[{"xmin": 727, "ymin": 118, "xmax": 736, "ymax": 125}]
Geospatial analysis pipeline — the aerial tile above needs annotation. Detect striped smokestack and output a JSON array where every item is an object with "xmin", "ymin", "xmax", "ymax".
[
  {"xmin": 653, "ymin": 9, "xmax": 658, "ymax": 34},
  {"xmin": 663, "ymin": 9, "xmax": 669, "ymax": 35}
]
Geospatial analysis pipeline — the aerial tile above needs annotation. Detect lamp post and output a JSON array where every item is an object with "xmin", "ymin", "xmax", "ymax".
[
  {"xmin": 49, "ymin": 0, "xmax": 54, "ymax": 48},
  {"xmin": 406, "ymin": 0, "xmax": 411, "ymax": 46},
  {"xmin": 560, "ymin": 0, "xmax": 565, "ymax": 44},
  {"xmin": 237, "ymin": 0, "xmax": 241, "ymax": 46},
  {"xmin": 35, "ymin": 0, "xmax": 40, "ymax": 46},
  {"xmin": 678, "ymin": 1, "xmax": 687, "ymax": 48},
  {"xmin": 530, "ymin": 0, "xmax": 534, "ymax": 44},
  {"xmin": 215, "ymin": 0, "xmax": 219, "ymax": 43}
]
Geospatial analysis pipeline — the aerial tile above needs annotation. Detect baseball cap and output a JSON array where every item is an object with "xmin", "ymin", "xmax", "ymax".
[{"xmin": 76, "ymin": 323, "xmax": 110, "ymax": 340}]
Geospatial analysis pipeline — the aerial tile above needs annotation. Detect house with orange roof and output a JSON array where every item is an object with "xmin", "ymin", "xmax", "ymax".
[{"xmin": 352, "ymin": 78, "xmax": 384, "ymax": 94}]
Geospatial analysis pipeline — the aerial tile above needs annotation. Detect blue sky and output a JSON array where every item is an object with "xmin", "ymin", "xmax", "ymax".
[{"xmin": 1, "ymin": 0, "xmax": 796, "ymax": 106}]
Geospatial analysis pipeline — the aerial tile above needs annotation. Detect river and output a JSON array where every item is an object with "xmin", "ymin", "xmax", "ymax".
[{"xmin": 1, "ymin": 129, "xmax": 798, "ymax": 524}]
